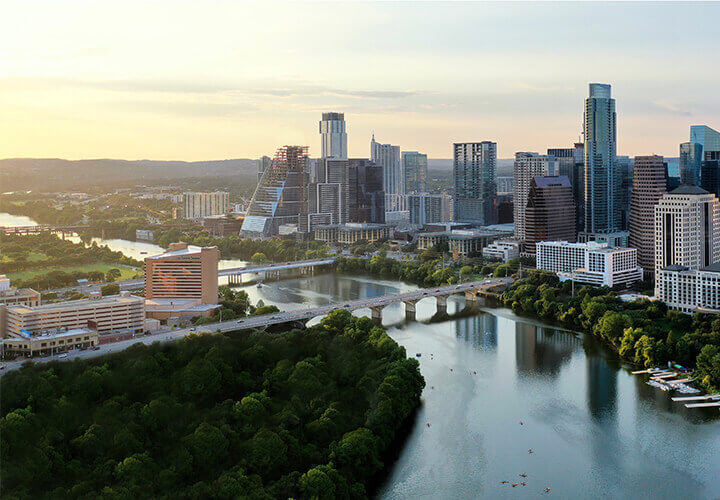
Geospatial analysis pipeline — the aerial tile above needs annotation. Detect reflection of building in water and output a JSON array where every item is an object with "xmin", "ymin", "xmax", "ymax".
[
  {"xmin": 585, "ymin": 347, "xmax": 618, "ymax": 419},
  {"xmin": 515, "ymin": 322, "xmax": 581, "ymax": 377},
  {"xmin": 455, "ymin": 314, "xmax": 497, "ymax": 349}
]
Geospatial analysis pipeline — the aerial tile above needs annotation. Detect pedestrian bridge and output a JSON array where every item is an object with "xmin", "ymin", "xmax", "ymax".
[{"xmin": 220, "ymin": 257, "xmax": 336, "ymax": 283}]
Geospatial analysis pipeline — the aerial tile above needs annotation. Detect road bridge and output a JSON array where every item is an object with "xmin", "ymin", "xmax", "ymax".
[
  {"xmin": 221, "ymin": 257, "xmax": 336, "ymax": 283},
  {"xmin": 1, "ymin": 224, "xmax": 88, "ymax": 236}
]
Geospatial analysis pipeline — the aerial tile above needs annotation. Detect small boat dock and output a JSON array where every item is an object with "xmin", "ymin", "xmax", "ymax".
[{"xmin": 632, "ymin": 365, "xmax": 702, "ymax": 397}]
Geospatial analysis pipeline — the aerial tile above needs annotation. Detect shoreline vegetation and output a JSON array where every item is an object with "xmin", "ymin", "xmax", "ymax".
[{"xmin": 0, "ymin": 310, "xmax": 424, "ymax": 499}]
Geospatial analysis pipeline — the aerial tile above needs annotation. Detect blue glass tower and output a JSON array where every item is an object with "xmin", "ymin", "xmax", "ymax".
[{"xmin": 583, "ymin": 83, "xmax": 620, "ymax": 234}]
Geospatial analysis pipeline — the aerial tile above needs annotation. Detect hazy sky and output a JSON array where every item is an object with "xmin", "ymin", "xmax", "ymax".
[{"xmin": 2, "ymin": 1, "xmax": 719, "ymax": 160}]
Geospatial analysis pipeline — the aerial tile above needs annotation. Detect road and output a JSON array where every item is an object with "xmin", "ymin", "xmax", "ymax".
[{"xmin": 0, "ymin": 277, "xmax": 510, "ymax": 375}]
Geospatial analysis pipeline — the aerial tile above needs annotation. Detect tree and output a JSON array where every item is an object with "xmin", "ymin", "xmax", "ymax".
[
  {"xmin": 101, "ymin": 283, "xmax": 120, "ymax": 296},
  {"xmin": 105, "ymin": 268, "xmax": 122, "ymax": 282},
  {"xmin": 250, "ymin": 252, "xmax": 269, "ymax": 264}
]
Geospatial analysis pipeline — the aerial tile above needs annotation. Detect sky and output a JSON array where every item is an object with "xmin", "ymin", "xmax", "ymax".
[{"xmin": 1, "ymin": 1, "xmax": 719, "ymax": 160}]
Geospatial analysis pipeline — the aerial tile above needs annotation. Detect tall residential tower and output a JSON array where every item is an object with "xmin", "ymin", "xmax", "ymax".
[
  {"xmin": 319, "ymin": 112, "xmax": 347, "ymax": 159},
  {"xmin": 453, "ymin": 141, "xmax": 497, "ymax": 225}
]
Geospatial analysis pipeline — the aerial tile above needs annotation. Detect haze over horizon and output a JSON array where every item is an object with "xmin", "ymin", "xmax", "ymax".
[{"xmin": 2, "ymin": 1, "xmax": 719, "ymax": 161}]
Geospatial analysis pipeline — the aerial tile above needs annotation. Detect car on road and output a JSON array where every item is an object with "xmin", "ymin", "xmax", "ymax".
[
  {"xmin": 92, "ymin": 346, "xmax": 101, "ymax": 351},
  {"xmin": 190, "ymin": 327, "xmax": 196, "ymax": 332},
  {"xmin": 58, "ymin": 353, "xmax": 69, "ymax": 358}
]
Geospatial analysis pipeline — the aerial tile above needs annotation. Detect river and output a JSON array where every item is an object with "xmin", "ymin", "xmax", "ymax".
[
  {"xmin": 5, "ymin": 212, "xmax": 720, "ymax": 496},
  {"xmin": 0, "ymin": 213, "xmax": 250, "ymax": 283},
  {"xmin": 233, "ymin": 273, "xmax": 720, "ymax": 499}
]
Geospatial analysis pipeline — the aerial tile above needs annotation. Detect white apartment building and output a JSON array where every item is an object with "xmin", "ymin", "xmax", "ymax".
[
  {"xmin": 513, "ymin": 152, "xmax": 555, "ymax": 241},
  {"xmin": 183, "ymin": 192, "xmax": 230, "ymax": 220},
  {"xmin": 536, "ymin": 241, "xmax": 643, "ymax": 287},
  {"xmin": 5, "ymin": 292, "xmax": 145, "ymax": 337},
  {"xmin": 654, "ymin": 186, "xmax": 720, "ymax": 273},
  {"xmin": 657, "ymin": 263, "xmax": 720, "ymax": 314},
  {"xmin": 482, "ymin": 240, "xmax": 520, "ymax": 262}
]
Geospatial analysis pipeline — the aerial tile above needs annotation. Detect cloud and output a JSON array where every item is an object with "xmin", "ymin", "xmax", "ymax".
[{"xmin": 651, "ymin": 100, "xmax": 692, "ymax": 116}]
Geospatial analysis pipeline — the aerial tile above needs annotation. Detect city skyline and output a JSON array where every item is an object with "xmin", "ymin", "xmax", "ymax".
[{"xmin": 2, "ymin": 2, "xmax": 720, "ymax": 160}]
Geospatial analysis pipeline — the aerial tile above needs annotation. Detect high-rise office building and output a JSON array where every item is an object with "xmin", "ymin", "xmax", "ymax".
[
  {"xmin": 402, "ymin": 151, "xmax": 428, "ymax": 193},
  {"xmin": 628, "ymin": 155, "xmax": 666, "ymax": 274},
  {"xmin": 654, "ymin": 186, "xmax": 720, "ymax": 277},
  {"xmin": 242, "ymin": 145, "xmax": 309, "ymax": 236},
  {"xmin": 453, "ymin": 141, "xmax": 497, "ymax": 225},
  {"xmin": 702, "ymin": 151, "xmax": 720, "ymax": 200},
  {"xmin": 583, "ymin": 83, "xmax": 620, "ymax": 235},
  {"xmin": 305, "ymin": 158, "xmax": 350, "ymax": 231},
  {"xmin": 319, "ymin": 112, "xmax": 347, "ymax": 159},
  {"xmin": 371, "ymin": 135, "xmax": 403, "ymax": 212},
  {"xmin": 680, "ymin": 142, "xmax": 703, "ymax": 186},
  {"xmin": 348, "ymin": 159, "xmax": 385, "ymax": 224},
  {"xmin": 257, "ymin": 156, "xmax": 272, "ymax": 184},
  {"xmin": 617, "ymin": 156, "xmax": 633, "ymax": 230},
  {"xmin": 548, "ymin": 144, "xmax": 584, "ymax": 231},
  {"xmin": 182, "ymin": 192, "xmax": 229, "ymax": 220},
  {"xmin": 691, "ymin": 125, "xmax": 720, "ymax": 152},
  {"xmin": 513, "ymin": 152, "xmax": 555, "ymax": 241},
  {"xmin": 524, "ymin": 176, "xmax": 576, "ymax": 255},
  {"xmin": 407, "ymin": 193, "xmax": 452, "ymax": 225}
]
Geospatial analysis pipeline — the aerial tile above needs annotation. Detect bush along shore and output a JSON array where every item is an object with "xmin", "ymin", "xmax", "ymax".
[
  {"xmin": 502, "ymin": 269, "xmax": 720, "ymax": 392},
  {"xmin": 1, "ymin": 310, "xmax": 425, "ymax": 499}
]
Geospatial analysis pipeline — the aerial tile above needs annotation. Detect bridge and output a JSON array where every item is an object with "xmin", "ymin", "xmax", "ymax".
[
  {"xmin": 0, "ymin": 224, "xmax": 88, "ymax": 235},
  {"xmin": 220, "ymin": 257, "xmax": 336, "ymax": 283},
  {"xmin": 202, "ymin": 277, "xmax": 512, "ymax": 332}
]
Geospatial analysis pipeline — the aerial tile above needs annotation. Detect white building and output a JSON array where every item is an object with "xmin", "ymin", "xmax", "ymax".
[
  {"xmin": 406, "ymin": 193, "xmax": 452, "ymax": 225},
  {"xmin": 483, "ymin": 240, "xmax": 520, "ymax": 262},
  {"xmin": 371, "ymin": 135, "xmax": 403, "ymax": 211},
  {"xmin": 513, "ymin": 152, "xmax": 555, "ymax": 241},
  {"xmin": 536, "ymin": 241, "xmax": 643, "ymax": 288},
  {"xmin": 319, "ymin": 112, "xmax": 347, "ymax": 159},
  {"xmin": 654, "ymin": 186, "xmax": 720, "ymax": 275},
  {"xmin": 657, "ymin": 263, "xmax": 720, "ymax": 314},
  {"xmin": 183, "ymin": 192, "xmax": 229, "ymax": 220}
]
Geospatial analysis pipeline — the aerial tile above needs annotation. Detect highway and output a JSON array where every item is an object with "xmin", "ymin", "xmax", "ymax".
[{"xmin": 0, "ymin": 277, "xmax": 510, "ymax": 375}]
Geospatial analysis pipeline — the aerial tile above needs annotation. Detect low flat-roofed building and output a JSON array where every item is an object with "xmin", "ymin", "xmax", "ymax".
[
  {"xmin": 657, "ymin": 263, "xmax": 720, "ymax": 314},
  {"xmin": 0, "ymin": 280, "xmax": 42, "ymax": 336},
  {"xmin": 144, "ymin": 298, "xmax": 221, "ymax": 321},
  {"xmin": 417, "ymin": 231, "xmax": 449, "ymax": 251},
  {"xmin": 5, "ymin": 292, "xmax": 145, "ymax": 338},
  {"xmin": 482, "ymin": 240, "xmax": 520, "ymax": 262},
  {"xmin": 537, "ymin": 241, "xmax": 643, "ymax": 288},
  {"xmin": 1, "ymin": 327, "xmax": 98, "ymax": 357},
  {"xmin": 449, "ymin": 229, "xmax": 505, "ymax": 258},
  {"xmin": 314, "ymin": 223, "xmax": 392, "ymax": 244}
]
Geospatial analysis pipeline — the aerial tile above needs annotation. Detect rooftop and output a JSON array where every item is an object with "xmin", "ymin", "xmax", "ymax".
[
  {"xmin": 669, "ymin": 185, "xmax": 709, "ymax": 195},
  {"xmin": 6, "ymin": 294, "xmax": 143, "ymax": 314},
  {"xmin": 146, "ymin": 242, "xmax": 208, "ymax": 259}
]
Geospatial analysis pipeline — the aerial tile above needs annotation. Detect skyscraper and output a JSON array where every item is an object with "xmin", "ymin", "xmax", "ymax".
[
  {"xmin": 628, "ymin": 155, "xmax": 666, "ymax": 274},
  {"xmin": 348, "ymin": 159, "xmax": 385, "ymax": 223},
  {"xmin": 654, "ymin": 186, "xmax": 720, "ymax": 276},
  {"xmin": 583, "ymin": 83, "xmax": 620, "ymax": 235},
  {"xmin": 371, "ymin": 135, "xmax": 403, "ymax": 211},
  {"xmin": 319, "ymin": 112, "xmax": 347, "ymax": 159},
  {"xmin": 679, "ymin": 142, "xmax": 703, "ymax": 186},
  {"xmin": 691, "ymin": 125, "xmax": 720, "ymax": 152},
  {"xmin": 242, "ymin": 145, "xmax": 309, "ymax": 237},
  {"xmin": 548, "ymin": 144, "xmax": 584, "ymax": 231},
  {"xmin": 256, "ymin": 155, "xmax": 271, "ymax": 184},
  {"xmin": 513, "ymin": 152, "xmax": 555, "ymax": 242},
  {"xmin": 305, "ymin": 158, "xmax": 350, "ymax": 231},
  {"xmin": 402, "ymin": 151, "xmax": 428, "ymax": 193},
  {"xmin": 524, "ymin": 176, "xmax": 576, "ymax": 255},
  {"xmin": 453, "ymin": 141, "xmax": 497, "ymax": 225}
]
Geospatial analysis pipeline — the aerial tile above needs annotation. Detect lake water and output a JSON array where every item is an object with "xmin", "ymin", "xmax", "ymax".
[
  {"xmin": 233, "ymin": 273, "xmax": 720, "ymax": 499},
  {"xmin": 0, "ymin": 213, "xmax": 249, "ymax": 280}
]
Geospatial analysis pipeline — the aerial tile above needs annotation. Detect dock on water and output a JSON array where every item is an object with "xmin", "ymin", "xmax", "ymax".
[
  {"xmin": 672, "ymin": 394, "xmax": 720, "ymax": 402},
  {"xmin": 685, "ymin": 402, "xmax": 720, "ymax": 408}
]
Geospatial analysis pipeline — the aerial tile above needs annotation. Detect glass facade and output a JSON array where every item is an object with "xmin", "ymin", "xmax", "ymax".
[
  {"xmin": 453, "ymin": 141, "xmax": 497, "ymax": 225},
  {"xmin": 680, "ymin": 142, "xmax": 703, "ymax": 186},
  {"xmin": 584, "ymin": 83, "xmax": 620, "ymax": 234},
  {"xmin": 402, "ymin": 151, "xmax": 428, "ymax": 193}
]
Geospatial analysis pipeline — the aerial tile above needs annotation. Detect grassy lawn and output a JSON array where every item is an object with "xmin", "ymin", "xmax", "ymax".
[{"xmin": 6, "ymin": 263, "xmax": 141, "ymax": 281}]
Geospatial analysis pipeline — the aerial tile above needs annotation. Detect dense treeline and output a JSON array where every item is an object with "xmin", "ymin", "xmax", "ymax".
[
  {"xmin": 193, "ymin": 287, "xmax": 281, "ymax": 325},
  {"xmin": 503, "ymin": 270, "xmax": 720, "ymax": 391},
  {"xmin": 336, "ymin": 254, "xmax": 459, "ymax": 287},
  {"xmin": 0, "ymin": 199, "xmax": 83, "ymax": 225},
  {"xmin": 0, "ymin": 310, "xmax": 424, "ymax": 498}
]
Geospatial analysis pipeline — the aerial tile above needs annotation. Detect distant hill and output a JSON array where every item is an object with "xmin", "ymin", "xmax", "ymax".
[{"xmin": 0, "ymin": 158, "xmax": 259, "ymax": 192}]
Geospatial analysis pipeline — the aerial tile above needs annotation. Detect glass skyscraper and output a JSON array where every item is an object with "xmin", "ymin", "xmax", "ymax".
[
  {"xmin": 583, "ymin": 83, "xmax": 620, "ymax": 234},
  {"xmin": 453, "ymin": 141, "xmax": 497, "ymax": 225},
  {"xmin": 319, "ymin": 112, "xmax": 347, "ymax": 159},
  {"xmin": 691, "ymin": 125, "xmax": 720, "ymax": 152},
  {"xmin": 402, "ymin": 151, "xmax": 428, "ymax": 193},
  {"xmin": 679, "ymin": 141, "xmax": 703, "ymax": 186}
]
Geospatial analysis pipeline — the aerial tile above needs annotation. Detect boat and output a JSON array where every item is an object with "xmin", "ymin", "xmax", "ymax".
[
  {"xmin": 257, "ymin": 282, "xmax": 263, "ymax": 288},
  {"xmin": 139, "ymin": 251, "xmax": 148, "ymax": 255}
]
